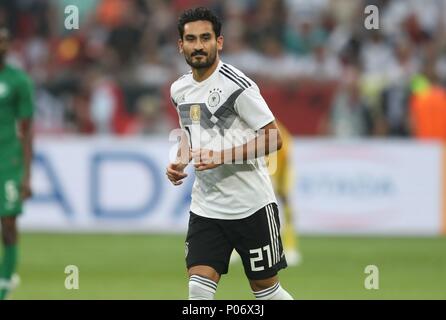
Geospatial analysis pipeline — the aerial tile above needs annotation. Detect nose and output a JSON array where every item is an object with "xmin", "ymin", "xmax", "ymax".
[{"xmin": 193, "ymin": 39, "xmax": 205, "ymax": 51}]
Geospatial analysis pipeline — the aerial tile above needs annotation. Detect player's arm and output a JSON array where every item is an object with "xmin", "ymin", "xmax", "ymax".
[
  {"xmin": 193, "ymin": 121, "xmax": 282, "ymax": 171},
  {"xmin": 193, "ymin": 82, "xmax": 281, "ymax": 171},
  {"xmin": 230, "ymin": 120, "xmax": 282, "ymax": 162},
  {"xmin": 17, "ymin": 74, "xmax": 34, "ymax": 199},
  {"xmin": 166, "ymin": 129, "xmax": 192, "ymax": 186},
  {"xmin": 18, "ymin": 119, "xmax": 33, "ymax": 199}
]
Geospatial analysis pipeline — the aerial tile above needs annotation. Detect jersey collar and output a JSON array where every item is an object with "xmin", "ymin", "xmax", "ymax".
[{"xmin": 191, "ymin": 60, "xmax": 223, "ymax": 87}]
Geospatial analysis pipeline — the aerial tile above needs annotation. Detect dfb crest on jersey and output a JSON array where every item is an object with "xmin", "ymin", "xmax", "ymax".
[
  {"xmin": 190, "ymin": 104, "xmax": 201, "ymax": 122},
  {"xmin": 208, "ymin": 88, "xmax": 222, "ymax": 107}
]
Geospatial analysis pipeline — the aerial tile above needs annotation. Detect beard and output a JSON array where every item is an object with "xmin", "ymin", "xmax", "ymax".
[{"xmin": 184, "ymin": 48, "xmax": 217, "ymax": 69}]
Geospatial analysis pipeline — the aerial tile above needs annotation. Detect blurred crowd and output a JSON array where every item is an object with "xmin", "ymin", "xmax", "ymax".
[{"xmin": 2, "ymin": 0, "xmax": 446, "ymax": 139}]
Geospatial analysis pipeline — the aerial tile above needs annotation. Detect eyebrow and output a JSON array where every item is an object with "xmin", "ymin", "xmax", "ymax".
[{"xmin": 184, "ymin": 32, "xmax": 212, "ymax": 38}]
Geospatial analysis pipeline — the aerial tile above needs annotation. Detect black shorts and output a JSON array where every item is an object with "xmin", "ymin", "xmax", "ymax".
[{"xmin": 185, "ymin": 203, "xmax": 287, "ymax": 280}]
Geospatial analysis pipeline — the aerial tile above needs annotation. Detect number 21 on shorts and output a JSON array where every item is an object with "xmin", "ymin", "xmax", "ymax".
[{"xmin": 249, "ymin": 245, "xmax": 272, "ymax": 271}]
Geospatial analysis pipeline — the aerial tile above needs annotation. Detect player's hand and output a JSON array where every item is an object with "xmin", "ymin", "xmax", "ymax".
[
  {"xmin": 166, "ymin": 162, "xmax": 188, "ymax": 186},
  {"xmin": 192, "ymin": 149, "xmax": 223, "ymax": 171},
  {"xmin": 21, "ymin": 179, "xmax": 32, "ymax": 200},
  {"xmin": 177, "ymin": 146, "xmax": 192, "ymax": 167}
]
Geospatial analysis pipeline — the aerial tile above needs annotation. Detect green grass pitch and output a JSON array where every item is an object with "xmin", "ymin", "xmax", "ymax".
[{"xmin": 8, "ymin": 233, "xmax": 446, "ymax": 299}]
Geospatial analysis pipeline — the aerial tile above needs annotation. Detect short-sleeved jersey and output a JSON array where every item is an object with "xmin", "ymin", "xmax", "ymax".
[
  {"xmin": 170, "ymin": 60, "xmax": 277, "ymax": 220},
  {"xmin": 0, "ymin": 64, "xmax": 34, "ymax": 171}
]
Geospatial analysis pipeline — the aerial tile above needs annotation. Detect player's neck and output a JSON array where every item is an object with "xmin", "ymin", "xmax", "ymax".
[{"xmin": 192, "ymin": 57, "xmax": 220, "ymax": 83}]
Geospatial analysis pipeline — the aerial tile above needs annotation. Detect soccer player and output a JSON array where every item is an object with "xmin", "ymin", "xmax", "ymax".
[
  {"xmin": 167, "ymin": 8, "xmax": 293, "ymax": 300},
  {"xmin": 0, "ymin": 28, "xmax": 34, "ymax": 300}
]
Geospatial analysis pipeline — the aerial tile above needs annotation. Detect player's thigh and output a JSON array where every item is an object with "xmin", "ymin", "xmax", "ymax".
[
  {"xmin": 232, "ymin": 203, "xmax": 287, "ymax": 281},
  {"xmin": 185, "ymin": 212, "xmax": 233, "ymax": 278},
  {"xmin": 0, "ymin": 171, "xmax": 23, "ymax": 218},
  {"xmin": 1, "ymin": 215, "xmax": 18, "ymax": 244}
]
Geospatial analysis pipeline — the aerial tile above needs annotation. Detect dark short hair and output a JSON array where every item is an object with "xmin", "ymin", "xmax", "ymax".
[{"xmin": 177, "ymin": 7, "xmax": 222, "ymax": 39}]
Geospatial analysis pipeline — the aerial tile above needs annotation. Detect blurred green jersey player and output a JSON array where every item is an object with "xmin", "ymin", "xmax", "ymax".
[{"xmin": 0, "ymin": 27, "xmax": 34, "ymax": 300}]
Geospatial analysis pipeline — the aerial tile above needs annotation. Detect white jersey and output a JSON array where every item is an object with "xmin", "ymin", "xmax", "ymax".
[{"xmin": 170, "ymin": 60, "xmax": 277, "ymax": 220}]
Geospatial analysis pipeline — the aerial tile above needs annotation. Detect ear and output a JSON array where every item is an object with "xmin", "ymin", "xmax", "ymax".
[
  {"xmin": 178, "ymin": 39, "xmax": 183, "ymax": 53},
  {"xmin": 217, "ymin": 35, "xmax": 224, "ymax": 51}
]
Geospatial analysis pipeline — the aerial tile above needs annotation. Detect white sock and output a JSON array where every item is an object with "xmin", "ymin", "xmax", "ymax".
[
  {"xmin": 189, "ymin": 275, "xmax": 217, "ymax": 300},
  {"xmin": 0, "ymin": 278, "xmax": 12, "ymax": 290},
  {"xmin": 253, "ymin": 282, "xmax": 293, "ymax": 300}
]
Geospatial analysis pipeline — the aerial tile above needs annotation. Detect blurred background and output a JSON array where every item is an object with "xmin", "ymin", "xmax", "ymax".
[
  {"xmin": 1, "ymin": 0, "xmax": 445, "ymax": 299},
  {"xmin": 2, "ymin": 0, "xmax": 446, "ymax": 138}
]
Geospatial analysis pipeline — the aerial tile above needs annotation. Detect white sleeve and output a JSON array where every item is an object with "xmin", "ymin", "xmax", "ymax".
[
  {"xmin": 234, "ymin": 83, "xmax": 275, "ymax": 131},
  {"xmin": 170, "ymin": 84, "xmax": 184, "ymax": 129},
  {"xmin": 170, "ymin": 83, "xmax": 178, "ymax": 108}
]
